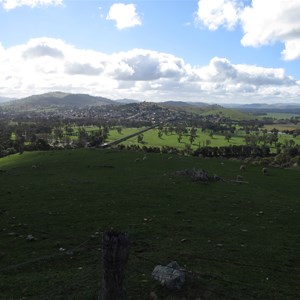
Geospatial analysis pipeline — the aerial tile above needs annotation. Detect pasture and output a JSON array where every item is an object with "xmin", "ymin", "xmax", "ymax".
[
  {"xmin": 107, "ymin": 127, "xmax": 300, "ymax": 150},
  {"xmin": 263, "ymin": 113, "xmax": 300, "ymax": 120},
  {"xmin": 263, "ymin": 123, "xmax": 300, "ymax": 132},
  {"xmin": 0, "ymin": 149, "xmax": 299, "ymax": 299}
]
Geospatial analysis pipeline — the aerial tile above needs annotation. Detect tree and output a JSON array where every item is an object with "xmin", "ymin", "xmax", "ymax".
[
  {"xmin": 137, "ymin": 134, "xmax": 144, "ymax": 144},
  {"xmin": 189, "ymin": 127, "xmax": 197, "ymax": 144},
  {"xmin": 65, "ymin": 126, "xmax": 74, "ymax": 136},
  {"xmin": 189, "ymin": 134, "xmax": 196, "ymax": 145},
  {"xmin": 158, "ymin": 130, "xmax": 163, "ymax": 139},
  {"xmin": 205, "ymin": 139, "xmax": 211, "ymax": 146},
  {"xmin": 224, "ymin": 132, "xmax": 232, "ymax": 143},
  {"xmin": 53, "ymin": 127, "xmax": 64, "ymax": 141},
  {"xmin": 36, "ymin": 138, "xmax": 51, "ymax": 150},
  {"xmin": 177, "ymin": 133, "xmax": 182, "ymax": 143},
  {"xmin": 77, "ymin": 128, "xmax": 89, "ymax": 147},
  {"xmin": 116, "ymin": 127, "xmax": 122, "ymax": 134}
]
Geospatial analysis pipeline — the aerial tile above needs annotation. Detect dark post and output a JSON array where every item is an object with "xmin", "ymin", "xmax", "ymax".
[{"xmin": 99, "ymin": 230, "xmax": 129, "ymax": 300}]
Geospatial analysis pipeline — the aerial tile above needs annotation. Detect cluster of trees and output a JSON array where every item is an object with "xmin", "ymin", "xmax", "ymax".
[{"xmin": 0, "ymin": 121, "xmax": 110, "ymax": 158}]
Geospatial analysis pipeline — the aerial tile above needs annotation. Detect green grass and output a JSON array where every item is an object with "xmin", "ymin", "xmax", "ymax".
[
  {"xmin": 108, "ymin": 127, "xmax": 300, "ymax": 151},
  {"xmin": 264, "ymin": 123, "xmax": 300, "ymax": 131},
  {"xmin": 263, "ymin": 113, "xmax": 300, "ymax": 120},
  {"xmin": 108, "ymin": 127, "xmax": 247, "ymax": 149},
  {"xmin": 0, "ymin": 149, "xmax": 299, "ymax": 299},
  {"xmin": 183, "ymin": 107, "xmax": 256, "ymax": 121}
]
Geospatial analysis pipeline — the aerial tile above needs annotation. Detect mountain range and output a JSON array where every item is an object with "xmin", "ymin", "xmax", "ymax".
[{"xmin": 1, "ymin": 92, "xmax": 300, "ymax": 113}]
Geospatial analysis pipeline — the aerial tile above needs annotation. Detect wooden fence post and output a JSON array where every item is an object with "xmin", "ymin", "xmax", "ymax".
[{"xmin": 99, "ymin": 230, "xmax": 129, "ymax": 300}]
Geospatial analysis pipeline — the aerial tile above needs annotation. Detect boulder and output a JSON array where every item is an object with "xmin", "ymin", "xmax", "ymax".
[{"xmin": 152, "ymin": 261, "xmax": 185, "ymax": 291}]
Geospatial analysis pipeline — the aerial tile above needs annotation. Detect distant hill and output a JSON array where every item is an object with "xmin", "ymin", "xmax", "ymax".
[
  {"xmin": 224, "ymin": 103, "xmax": 300, "ymax": 114},
  {"xmin": 160, "ymin": 101, "xmax": 212, "ymax": 108},
  {"xmin": 200, "ymin": 107, "xmax": 256, "ymax": 121},
  {"xmin": 0, "ymin": 96, "xmax": 16, "ymax": 103},
  {"xmin": 115, "ymin": 98, "xmax": 140, "ymax": 104},
  {"xmin": 180, "ymin": 105, "xmax": 255, "ymax": 121},
  {"xmin": 2, "ymin": 92, "xmax": 116, "ymax": 110},
  {"xmin": 158, "ymin": 101, "xmax": 254, "ymax": 120}
]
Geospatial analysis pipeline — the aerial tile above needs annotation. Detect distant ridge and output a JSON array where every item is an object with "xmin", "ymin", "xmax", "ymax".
[
  {"xmin": 223, "ymin": 102, "xmax": 300, "ymax": 114},
  {"xmin": 0, "ymin": 96, "xmax": 16, "ymax": 103},
  {"xmin": 2, "ymin": 91, "xmax": 116, "ymax": 110},
  {"xmin": 224, "ymin": 103, "xmax": 300, "ymax": 109},
  {"xmin": 160, "ymin": 100, "xmax": 213, "ymax": 107},
  {"xmin": 115, "ymin": 98, "xmax": 140, "ymax": 104}
]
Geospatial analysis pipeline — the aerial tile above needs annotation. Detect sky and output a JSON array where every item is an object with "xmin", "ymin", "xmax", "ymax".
[{"xmin": 1, "ymin": 0, "xmax": 300, "ymax": 104}]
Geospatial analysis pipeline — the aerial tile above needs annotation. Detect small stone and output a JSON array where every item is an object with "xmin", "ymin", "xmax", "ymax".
[{"xmin": 26, "ymin": 234, "xmax": 36, "ymax": 241}]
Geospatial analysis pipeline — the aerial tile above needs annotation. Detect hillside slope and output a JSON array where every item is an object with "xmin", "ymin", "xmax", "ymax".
[
  {"xmin": 0, "ymin": 149, "xmax": 299, "ymax": 299},
  {"xmin": 2, "ymin": 91, "xmax": 115, "ymax": 110}
]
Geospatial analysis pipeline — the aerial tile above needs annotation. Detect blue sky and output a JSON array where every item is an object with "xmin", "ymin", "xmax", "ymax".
[{"xmin": 1, "ymin": 0, "xmax": 300, "ymax": 103}]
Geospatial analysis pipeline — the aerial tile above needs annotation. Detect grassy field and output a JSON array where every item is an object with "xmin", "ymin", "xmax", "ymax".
[
  {"xmin": 181, "ymin": 107, "xmax": 256, "ymax": 121},
  {"xmin": 263, "ymin": 123, "xmax": 300, "ymax": 131},
  {"xmin": 263, "ymin": 113, "xmax": 300, "ymax": 120},
  {"xmin": 0, "ymin": 149, "xmax": 299, "ymax": 299},
  {"xmin": 107, "ymin": 127, "xmax": 300, "ymax": 150}
]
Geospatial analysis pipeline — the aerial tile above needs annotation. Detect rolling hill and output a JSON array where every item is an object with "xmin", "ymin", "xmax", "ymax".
[
  {"xmin": 2, "ymin": 91, "xmax": 116, "ymax": 110},
  {"xmin": 157, "ymin": 100, "xmax": 255, "ymax": 121},
  {"xmin": 197, "ymin": 106, "xmax": 256, "ymax": 121}
]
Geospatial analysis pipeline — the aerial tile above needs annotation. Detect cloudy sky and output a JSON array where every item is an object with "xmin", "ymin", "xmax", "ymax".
[{"xmin": 1, "ymin": 0, "xmax": 300, "ymax": 103}]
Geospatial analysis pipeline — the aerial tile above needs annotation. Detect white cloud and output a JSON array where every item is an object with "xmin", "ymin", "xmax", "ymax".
[
  {"xmin": 0, "ymin": 0, "xmax": 63, "ymax": 10},
  {"xmin": 240, "ymin": 0, "xmax": 300, "ymax": 60},
  {"xmin": 195, "ymin": 0, "xmax": 240, "ymax": 30},
  {"xmin": 109, "ymin": 49, "xmax": 186, "ymax": 81},
  {"xmin": 106, "ymin": 3, "xmax": 141, "ymax": 30},
  {"xmin": 196, "ymin": 0, "xmax": 300, "ymax": 60},
  {"xmin": 0, "ymin": 37, "xmax": 299, "ymax": 103}
]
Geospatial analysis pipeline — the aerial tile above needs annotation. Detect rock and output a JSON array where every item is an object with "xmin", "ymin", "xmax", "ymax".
[
  {"xmin": 26, "ymin": 234, "xmax": 36, "ymax": 241},
  {"xmin": 213, "ymin": 174, "xmax": 222, "ymax": 181},
  {"xmin": 152, "ymin": 261, "xmax": 185, "ymax": 291},
  {"xmin": 65, "ymin": 250, "xmax": 74, "ymax": 256}
]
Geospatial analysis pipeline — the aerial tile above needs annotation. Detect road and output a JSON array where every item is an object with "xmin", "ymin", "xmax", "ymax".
[{"xmin": 100, "ymin": 123, "xmax": 160, "ymax": 148}]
